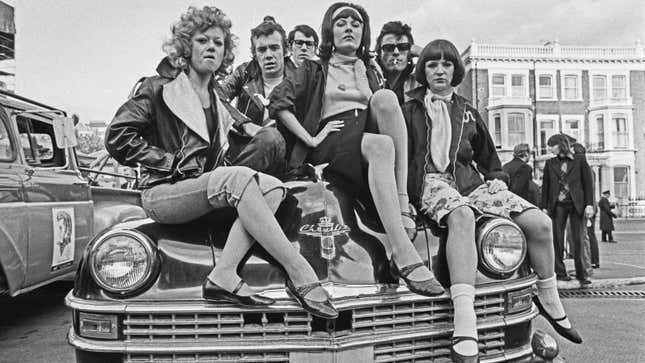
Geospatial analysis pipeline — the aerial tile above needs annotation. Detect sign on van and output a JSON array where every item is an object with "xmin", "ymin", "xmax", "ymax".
[{"xmin": 53, "ymin": 116, "xmax": 77, "ymax": 148}]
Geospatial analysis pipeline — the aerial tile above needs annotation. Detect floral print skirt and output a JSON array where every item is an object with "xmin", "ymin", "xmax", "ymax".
[{"xmin": 420, "ymin": 173, "xmax": 537, "ymax": 227}]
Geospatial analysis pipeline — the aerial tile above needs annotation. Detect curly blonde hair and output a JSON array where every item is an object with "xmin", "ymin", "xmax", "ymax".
[{"xmin": 163, "ymin": 6, "xmax": 237, "ymax": 74}]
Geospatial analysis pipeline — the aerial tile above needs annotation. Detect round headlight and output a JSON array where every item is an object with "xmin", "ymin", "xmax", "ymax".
[
  {"xmin": 477, "ymin": 219, "xmax": 526, "ymax": 277},
  {"xmin": 90, "ymin": 230, "xmax": 156, "ymax": 294}
]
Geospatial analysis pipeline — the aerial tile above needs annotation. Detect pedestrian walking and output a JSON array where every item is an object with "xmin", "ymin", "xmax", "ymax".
[{"xmin": 599, "ymin": 190, "xmax": 618, "ymax": 243}]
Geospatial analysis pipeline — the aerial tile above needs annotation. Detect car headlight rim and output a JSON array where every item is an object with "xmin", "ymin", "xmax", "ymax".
[
  {"xmin": 477, "ymin": 218, "xmax": 527, "ymax": 278},
  {"xmin": 89, "ymin": 230, "xmax": 156, "ymax": 295}
]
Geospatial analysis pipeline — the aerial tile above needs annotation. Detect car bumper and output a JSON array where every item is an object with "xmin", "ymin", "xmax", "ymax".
[{"xmin": 67, "ymin": 275, "xmax": 538, "ymax": 362}]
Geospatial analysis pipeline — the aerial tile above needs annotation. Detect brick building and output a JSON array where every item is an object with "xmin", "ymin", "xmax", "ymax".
[{"xmin": 460, "ymin": 41, "xmax": 645, "ymax": 202}]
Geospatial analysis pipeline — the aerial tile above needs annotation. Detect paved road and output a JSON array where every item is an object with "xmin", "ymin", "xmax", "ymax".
[
  {"xmin": 537, "ymin": 295, "xmax": 645, "ymax": 363},
  {"xmin": 0, "ymin": 281, "xmax": 74, "ymax": 363}
]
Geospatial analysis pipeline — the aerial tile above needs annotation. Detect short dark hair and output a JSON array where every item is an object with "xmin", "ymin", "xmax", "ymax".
[
  {"xmin": 375, "ymin": 21, "xmax": 414, "ymax": 59},
  {"xmin": 250, "ymin": 16, "xmax": 287, "ymax": 56},
  {"xmin": 319, "ymin": 2, "xmax": 371, "ymax": 64},
  {"xmin": 547, "ymin": 133, "xmax": 572, "ymax": 155},
  {"xmin": 288, "ymin": 24, "xmax": 319, "ymax": 46},
  {"xmin": 414, "ymin": 39, "xmax": 465, "ymax": 87}
]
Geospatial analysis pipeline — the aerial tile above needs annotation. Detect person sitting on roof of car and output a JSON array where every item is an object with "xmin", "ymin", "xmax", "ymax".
[{"xmin": 105, "ymin": 5, "xmax": 337, "ymax": 319}]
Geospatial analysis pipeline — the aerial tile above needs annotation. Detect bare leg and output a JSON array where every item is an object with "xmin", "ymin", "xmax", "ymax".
[
  {"xmin": 368, "ymin": 90, "xmax": 410, "ymax": 218},
  {"xmin": 361, "ymin": 133, "xmax": 432, "ymax": 281},
  {"xmin": 234, "ymin": 181, "xmax": 327, "ymax": 301},
  {"xmin": 208, "ymin": 188, "xmax": 284, "ymax": 296},
  {"xmin": 445, "ymin": 207, "xmax": 479, "ymax": 355},
  {"xmin": 513, "ymin": 209, "xmax": 554, "ymax": 279},
  {"xmin": 514, "ymin": 209, "xmax": 572, "ymax": 328}
]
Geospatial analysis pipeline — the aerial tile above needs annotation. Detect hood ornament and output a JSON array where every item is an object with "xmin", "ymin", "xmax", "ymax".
[{"xmin": 299, "ymin": 216, "xmax": 350, "ymax": 260}]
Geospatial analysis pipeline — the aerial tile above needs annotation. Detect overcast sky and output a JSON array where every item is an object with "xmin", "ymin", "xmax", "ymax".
[{"xmin": 12, "ymin": 0, "xmax": 645, "ymax": 122}]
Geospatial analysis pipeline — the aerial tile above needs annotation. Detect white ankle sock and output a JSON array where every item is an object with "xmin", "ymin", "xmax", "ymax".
[
  {"xmin": 537, "ymin": 275, "xmax": 571, "ymax": 329},
  {"xmin": 450, "ymin": 284, "xmax": 478, "ymax": 356}
]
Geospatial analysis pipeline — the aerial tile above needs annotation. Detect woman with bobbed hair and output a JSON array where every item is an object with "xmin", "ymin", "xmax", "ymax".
[
  {"xmin": 105, "ymin": 6, "xmax": 337, "ymax": 319},
  {"xmin": 402, "ymin": 39, "xmax": 582, "ymax": 362},
  {"xmin": 269, "ymin": 2, "xmax": 444, "ymax": 298}
]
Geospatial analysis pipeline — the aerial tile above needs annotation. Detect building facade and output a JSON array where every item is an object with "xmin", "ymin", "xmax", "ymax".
[{"xmin": 460, "ymin": 41, "xmax": 645, "ymax": 203}]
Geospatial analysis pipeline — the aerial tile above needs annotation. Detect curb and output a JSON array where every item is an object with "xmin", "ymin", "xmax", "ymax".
[{"xmin": 558, "ymin": 276, "xmax": 645, "ymax": 290}]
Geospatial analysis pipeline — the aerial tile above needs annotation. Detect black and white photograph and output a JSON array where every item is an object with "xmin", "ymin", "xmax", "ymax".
[{"xmin": 0, "ymin": 1, "xmax": 644, "ymax": 362}]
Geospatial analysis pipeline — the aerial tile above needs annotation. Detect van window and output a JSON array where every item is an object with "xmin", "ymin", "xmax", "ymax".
[
  {"xmin": 0, "ymin": 120, "xmax": 13, "ymax": 161},
  {"xmin": 16, "ymin": 116, "xmax": 65, "ymax": 167}
]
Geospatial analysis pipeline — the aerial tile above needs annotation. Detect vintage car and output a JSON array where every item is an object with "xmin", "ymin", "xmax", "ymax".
[
  {"xmin": 66, "ymin": 164, "xmax": 559, "ymax": 362},
  {"xmin": 0, "ymin": 90, "xmax": 144, "ymax": 298}
]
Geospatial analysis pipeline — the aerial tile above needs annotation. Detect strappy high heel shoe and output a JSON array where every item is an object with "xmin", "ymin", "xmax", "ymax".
[
  {"xmin": 390, "ymin": 260, "xmax": 445, "ymax": 297},
  {"xmin": 286, "ymin": 279, "xmax": 338, "ymax": 319},
  {"xmin": 401, "ymin": 211, "xmax": 418, "ymax": 241},
  {"xmin": 450, "ymin": 336, "xmax": 480, "ymax": 363}
]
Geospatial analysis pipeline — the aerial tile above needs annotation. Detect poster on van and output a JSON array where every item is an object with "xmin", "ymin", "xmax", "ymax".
[{"xmin": 52, "ymin": 207, "xmax": 75, "ymax": 271}]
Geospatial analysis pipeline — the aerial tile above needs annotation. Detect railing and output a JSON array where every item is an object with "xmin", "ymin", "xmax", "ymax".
[
  {"xmin": 617, "ymin": 201, "xmax": 645, "ymax": 218},
  {"xmin": 589, "ymin": 97, "xmax": 633, "ymax": 108},
  {"xmin": 465, "ymin": 43, "xmax": 644, "ymax": 61}
]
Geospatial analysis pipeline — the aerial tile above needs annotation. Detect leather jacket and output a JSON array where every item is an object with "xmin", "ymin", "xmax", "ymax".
[
  {"xmin": 402, "ymin": 87, "xmax": 508, "ymax": 208},
  {"xmin": 105, "ymin": 58, "xmax": 243, "ymax": 189},
  {"xmin": 218, "ymin": 58, "xmax": 297, "ymax": 126}
]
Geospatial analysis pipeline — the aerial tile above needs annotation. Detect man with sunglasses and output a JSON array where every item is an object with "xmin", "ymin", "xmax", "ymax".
[
  {"xmin": 217, "ymin": 16, "xmax": 295, "ymax": 177},
  {"xmin": 375, "ymin": 21, "xmax": 420, "ymax": 105},
  {"xmin": 287, "ymin": 24, "xmax": 319, "ymax": 67}
]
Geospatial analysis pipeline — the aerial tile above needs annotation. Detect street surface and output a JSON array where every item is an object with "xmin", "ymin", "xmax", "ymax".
[{"xmin": 1, "ymin": 225, "xmax": 644, "ymax": 363}]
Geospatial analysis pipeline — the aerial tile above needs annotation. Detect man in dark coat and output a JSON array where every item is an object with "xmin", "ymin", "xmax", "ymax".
[
  {"xmin": 599, "ymin": 190, "xmax": 618, "ymax": 242},
  {"xmin": 503, "ymin": 143, "xmax": 538, "ymax": 205},
  {"xmin": 541, "ymin": 134, "xmax": 594, "ymax": 285}
]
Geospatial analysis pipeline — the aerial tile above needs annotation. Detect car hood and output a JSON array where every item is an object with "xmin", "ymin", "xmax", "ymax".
[{"xmin": 74, "ymin": 179, "xmax": 528, "ymax": 301}]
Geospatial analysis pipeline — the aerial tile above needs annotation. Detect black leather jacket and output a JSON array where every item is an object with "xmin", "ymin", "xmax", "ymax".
[
  {"xmin": 219, "ymin": 58, "xmax": 297, "ymax": 126},
  {"xmin": 105, "ymin": 58, "xmax": 244, "ymax": 189},
  {"xmin": 402, "ymin": 87, "xmax": 508, "ymax": 208}
]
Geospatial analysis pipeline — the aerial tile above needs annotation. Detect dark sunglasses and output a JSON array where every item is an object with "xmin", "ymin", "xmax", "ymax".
[
  {"xmin": 293, "ymin": 40, "xmax": 316, "ymax": 48},
  {"xmin": 380, "ymin": 42, "xmax": 411, "ymax": 53}
]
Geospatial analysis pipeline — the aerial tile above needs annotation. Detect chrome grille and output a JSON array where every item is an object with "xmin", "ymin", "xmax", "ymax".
[
  {"xmin": 124, "ymin": 311, "xmax": 311, "ymax": 342},
  {"xmin": 352, "ymin": 291, "xmax": 505, "ymax": 334},
  {"xmin": 374, "ymin": 329, "xmax": 506, "ymax": 362},
  {"xmin": 125, "ymin": 351, "xmax": 289, "ymax": 362}
]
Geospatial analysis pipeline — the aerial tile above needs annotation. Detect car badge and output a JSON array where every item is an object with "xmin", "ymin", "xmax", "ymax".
[{"xmin": 299, "ymin": 216, "xmax": 350, "ymax": 260}]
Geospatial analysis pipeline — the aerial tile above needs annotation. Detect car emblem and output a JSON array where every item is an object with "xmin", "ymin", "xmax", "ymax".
[{"xmin": 299, "ymin": 216, "xmax": 350, "ymax": 260}]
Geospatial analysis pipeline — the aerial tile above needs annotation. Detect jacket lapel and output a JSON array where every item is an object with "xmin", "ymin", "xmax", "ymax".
[{"xmin": 162, "ymin": 72, "xmax": 210, "ymax": 142}]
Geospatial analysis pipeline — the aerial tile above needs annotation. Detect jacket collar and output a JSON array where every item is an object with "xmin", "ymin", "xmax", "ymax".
[{"xmin": 162, "ymin": 72, "xmax": 210, "ymax": 142}]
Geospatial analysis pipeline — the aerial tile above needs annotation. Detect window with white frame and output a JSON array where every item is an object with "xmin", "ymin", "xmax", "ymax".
[
  {"xmin": 562, "ymin": 117, "xmax": 583, "ymax": 144},
  {"xmin": 507, "ymin": 113, "xmax": 525, "ymax": 147},
  {"xmin": 539, "ymin": 118, "xmax": 557, "ymax": 155},
  {"xmin": 563, "ymin": 74, "xmax": 579, "ymax": 100},
  {"xmin": 592, "ymin": 75, "xmax": 607, "ymax": 100},
  {"xmin": 511, "ymin": 75, "xmax": 525, "ymax": 97},
  {"xmin": 595, "ymin": 115, "xmax": 605, "ymax": 150},
  {"xmin": 612, "ymin": 75, "xmax": 627, "ymax": 98},
  {"xmin": 614, "ymin": 166, "xmax": 629, "ymax": 199},
  {"xmin": 538, "ymin": 74, "xmax": 554, "ymax": 99},
  {"xmin": 492, "ymin": 74, "xmax": 505, "ymax": 97},
  {"xmin": 493, "ymin": 114, "xmax": 502, "ymax": 148},
  {"xmin": 612, "ymin": 115, "xmax": 628, "ymax": 148}
]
